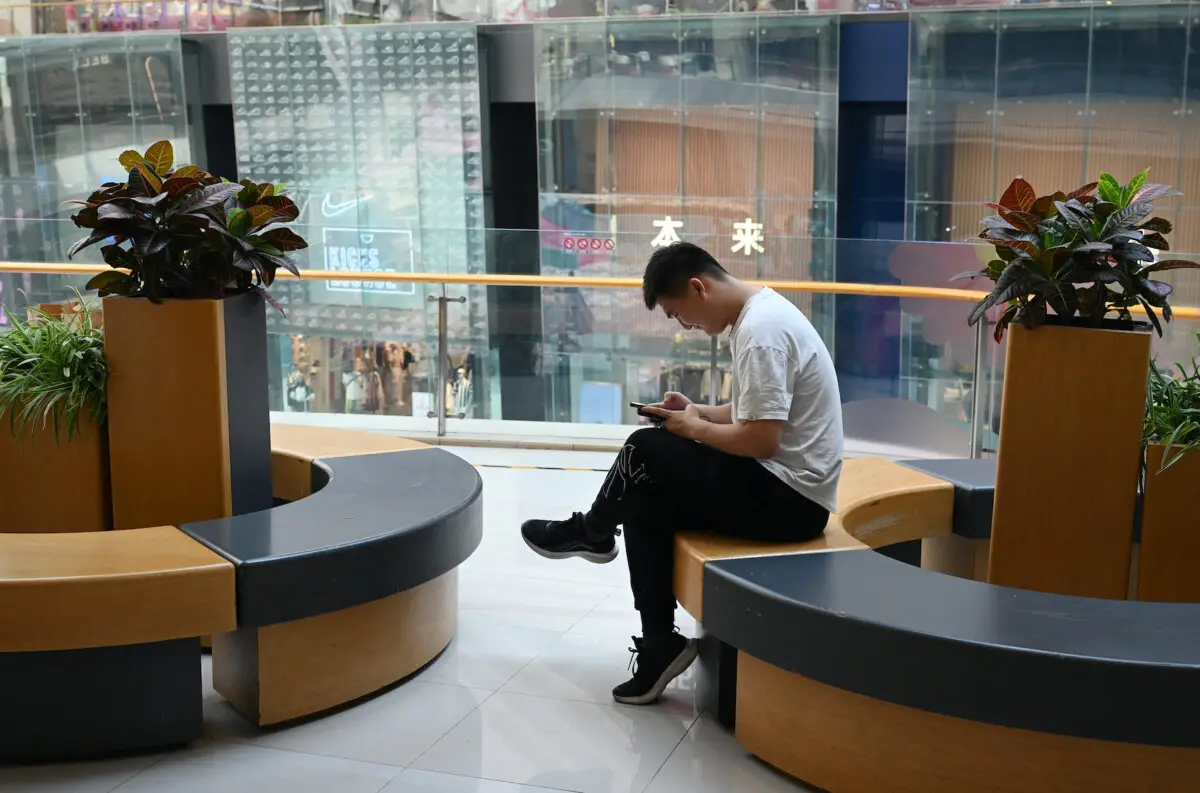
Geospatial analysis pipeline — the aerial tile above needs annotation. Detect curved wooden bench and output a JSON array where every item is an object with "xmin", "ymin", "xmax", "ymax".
[
  {"xmin": 704, "ymin": 551, "xmax": 1200, "ymax": 792},
  {"xmin": 0, "ymin": 527, "xmax": 236, "ymax": 761},
  {"xmin": 183, "ymin": 425, "xmax": 483, "ymax": 726},
  {"xmin": 0, "ymin": 424, "xmax": 480, "ymax": 759},
  {"xmin": 675, "ymin": 456, "xmax": 1200, "ymax": 791},
  {"xmin": 674, "ymin": 458, "xmax": 955, "ymax": 621},
  {"xmin": 674, "ymin": 457, "xmax": 954, "ymax": 726}
]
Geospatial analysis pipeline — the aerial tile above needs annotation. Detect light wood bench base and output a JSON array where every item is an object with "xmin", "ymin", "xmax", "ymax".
[
  {"xmin": 738, "ymin": 652, "xmax": 1200, "ymax": 793},
  {"xmin": 214, "ymin": 570, "xmax": 457, "ymax": 726}
]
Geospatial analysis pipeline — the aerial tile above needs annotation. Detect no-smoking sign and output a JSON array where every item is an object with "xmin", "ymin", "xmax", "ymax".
[{"xmin": 561, "ymin": 235, "xmax": 615, "ymax": 252}]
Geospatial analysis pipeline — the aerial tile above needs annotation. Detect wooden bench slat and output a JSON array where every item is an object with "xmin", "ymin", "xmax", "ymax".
[
  {"xmin": 269, "ymin": 423, "xmax": 429, "ymax": 459},
  {"xmin": 0, "ymin": 526, "xmax": 236, "ymax": 652},
  {"xmin": 674, "ymin": 458, "xmax": 955, "ymax": 621}
]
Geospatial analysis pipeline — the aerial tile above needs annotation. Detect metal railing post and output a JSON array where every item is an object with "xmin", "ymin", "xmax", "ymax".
[
  {"xmin": 969, "ymin": 318, "xmax": 988, "ymax": 460},
  {"xmin": 427, "ymin": 293, "xmax": 467, "ymax": 438}
]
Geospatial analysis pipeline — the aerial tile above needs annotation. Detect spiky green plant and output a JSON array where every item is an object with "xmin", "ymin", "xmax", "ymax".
[
  {"xmin": 0, "ymin": 295, "xmax": 107, "ymax": 442},
  {"xmin": 1144, "ymin": 336, "xmax": 1200, "ymax": 473}
]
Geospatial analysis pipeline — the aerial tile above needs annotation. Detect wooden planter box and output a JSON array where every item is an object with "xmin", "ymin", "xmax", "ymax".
[
  {"xmin": 103, "ymin": 293, "xmax": 273, "ymax": 530},
  {"xmin": 0, "ymin": 415, "xmax": 111, "ymax": 532},
  {"xmin": 988, "ymin": 320, "xmax": 1149, "ymax": 599},
  {"xmin": 28, "ymin": 302, "xmax": 104, "ymax": 330},
  {"xmin": 1138, "ymin": 444, "xmax": 1200, "ymax": 603}
]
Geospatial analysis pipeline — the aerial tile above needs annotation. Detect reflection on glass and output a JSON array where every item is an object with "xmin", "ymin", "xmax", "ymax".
[
  {"xmin": 228, "ymin": 24, "xmax": 485, "ymax": 429},
  {"xmin": 17, "ymin": 235, "xmax": 1192, "ymax": 458},
  {"xmin": 908, "ymin": 3, "xmax": 1200, "ymax": 431},
  {"xmin": 906, "ymin": 10, "xmax": 998, "ymax": 243},
  {"xmin": 0, "ymin": 34, "xmax": 188, "ymax": 264},
  {"xmin": 535, "ymin": 14, "xmax": 838, "ymax": 409},
  {"xmin": 1, "ymin": 235, "xmax": 1000, "ymax": 458},
  {"xmin": 908, "ymin": 5, "xmax": 1200, "ymax": 246},
  {"xmin": 6, "ymin": 0, "xmax": 1200, "ymax": 34}
]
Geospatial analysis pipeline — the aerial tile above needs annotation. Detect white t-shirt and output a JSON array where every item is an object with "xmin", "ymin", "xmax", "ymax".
[{"xmin": 729, "ymin": 287, "xmax": 844, "ymax": 512}]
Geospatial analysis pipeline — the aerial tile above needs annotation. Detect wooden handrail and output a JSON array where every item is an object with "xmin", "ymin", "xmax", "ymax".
[
  {"xmin": 3, "ymin": 260, "xmax": 1200, "ymax": 319},
  {"xmin": 0, "ymin": 261, "xmax": 987, "ymax": 302}
]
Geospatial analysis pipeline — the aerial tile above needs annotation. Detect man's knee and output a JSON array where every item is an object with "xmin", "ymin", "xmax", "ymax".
[
  {"xmin": 625, "ymin": 426, "xmax": 663, "ymax": 448},
  {"xmin": 623, "ymin": 426, "xmax": 682, "ymax": 461},
  {"xmin": 622, "ymin": 426, "xmax": 692, "ymax": 474}
]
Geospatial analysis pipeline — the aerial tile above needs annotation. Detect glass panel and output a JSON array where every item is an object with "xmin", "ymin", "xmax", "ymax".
[
  {"xmin": 229, "ymin": 24, "xmax": 485, "ymax": 431},
  {"xmin": 50, "ymin": 232, "xmax": 1200, "ymax": 460},
  {"xmin": 537, "ymin": 14, "xmax": 835, "ymax": 249},
  {"xmin": 760, "ymin": 15, "xmax": 836, "ymax": 202},
  {"xmin": 681, "ymin": 16, "xmax": 754, "ymax": 205},
  {"xmin": 993, "ymin": 9, "xmax": 1092, "ymax": 199},
  {"xmin": 10, "ymin": 0, "xmax": 1200, "ymax": 34},
  {"xmin": 906, "ymin": 201, "xmax": 983, "ymax": 244},
  {"xmin": 0, "ymin": 33, "xmax": 186, "ymax": 263},
  {"xmin": 536, "ymin": 20, "xmax": 611, "ymax": 215},
  {"xmin": 484, "ymin": 236, "xmax": 978, "ymax": 456},
  {"xmin": 910, "ymin": 4, "xmax": 1200, "ymax": 251},
  {"xmin": 607, "ymin": 16, "xmax": 681, "ymax": 241},
  {"xmin": 1087, "ymin": 4, "xmax": 1187, "ymax": 191},
  {"xmin": 906, "ymin": 8, "xmax": 999, "ymax": 238},
  {"xmin": 228, "ymin": 0, "xmax": 283, "ymax": 28},
  {"xmin": 126, "ymin": 33, "xmax": 191, "ymax": 158}
]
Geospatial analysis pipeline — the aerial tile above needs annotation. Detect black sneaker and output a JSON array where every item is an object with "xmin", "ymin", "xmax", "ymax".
[
  {"xmin": 612, "ymin": 632, "xmax": 698, "ymax": 706},
  {"xmin": 521, "ymin": 513, "xmax": 620, "ymax": 564}
]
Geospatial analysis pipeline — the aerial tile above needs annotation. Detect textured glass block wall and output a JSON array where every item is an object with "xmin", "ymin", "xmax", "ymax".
[
  {"xmin": 534, "ymin": 16, "xmax": 837, "ymax": 419},
  {"xmin": 0, "ymin": 33, "xmax": 188, "ymax": 268},
  {"xmin": 228, "ymin": 24, "xmax": 488, "ymax": 421}
]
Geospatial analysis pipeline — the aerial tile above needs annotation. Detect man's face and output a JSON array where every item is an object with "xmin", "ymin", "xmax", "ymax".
[{"xmin": 658, "ymin": 278, "xmax": 721, "ymax": 336}]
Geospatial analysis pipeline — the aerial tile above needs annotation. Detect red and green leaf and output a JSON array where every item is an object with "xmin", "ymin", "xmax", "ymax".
[
  {"xmin": 998, "ymin": 178, "xmax": 1037, "ymax": 211},
  {"xmin": 260, "ymin": 195, "xmax": 300, "ymax": 221},
  {"xmin": 259, "ymin": 227, "xmax": 309, "ymax": 252}
]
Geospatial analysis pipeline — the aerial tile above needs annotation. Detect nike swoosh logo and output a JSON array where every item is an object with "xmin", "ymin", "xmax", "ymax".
[{"xmin": 321, "ymin": 194, "xmax": 373, "ymax": 217}]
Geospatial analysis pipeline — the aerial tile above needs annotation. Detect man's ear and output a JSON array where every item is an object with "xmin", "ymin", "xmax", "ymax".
[{"xmin": 689, "ymin": 277, "xmax": 707, "ymax": 298}]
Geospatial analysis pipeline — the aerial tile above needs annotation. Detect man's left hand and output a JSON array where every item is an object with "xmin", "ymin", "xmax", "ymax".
[{"xmin": 642, "ymin": 403, "xmax": 704, "ymax": 440}]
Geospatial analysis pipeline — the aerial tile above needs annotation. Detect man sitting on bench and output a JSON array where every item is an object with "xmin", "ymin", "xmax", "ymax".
[{"xmin": 522, "ymin": 242, "xmax": 844, "ymax": 706}]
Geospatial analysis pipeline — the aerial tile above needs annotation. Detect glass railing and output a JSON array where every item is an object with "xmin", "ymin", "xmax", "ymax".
[
  {"xmin": 6, "ymin": 228, "xmax": 1200, "ymax": 460},
  {"xmin": 0, "ymin": 0, "xmax": 1183, "ymax": 35}
]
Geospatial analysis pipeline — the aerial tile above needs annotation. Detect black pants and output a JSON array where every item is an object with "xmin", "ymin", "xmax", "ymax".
[{"xmin": 585, "ymin": 427, "xmax": 830, "ymax": 638}]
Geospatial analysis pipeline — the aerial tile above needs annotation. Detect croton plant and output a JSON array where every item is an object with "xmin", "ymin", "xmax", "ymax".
[
  {"xmin": 957, "ymin": 171, "xmax": 1198, "ymax": 341},
  {"xmin": 68, "ymin": 141, "xmax": 308, "ymax": 312}
]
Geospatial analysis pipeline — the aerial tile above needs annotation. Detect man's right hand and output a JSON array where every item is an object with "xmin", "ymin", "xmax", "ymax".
[{"xmin": 656, "ymin": 391, "xmax": 692, "ymax": 411}]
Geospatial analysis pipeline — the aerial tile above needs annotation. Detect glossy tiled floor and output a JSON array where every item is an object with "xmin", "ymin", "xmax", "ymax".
[{"xmin": 2, "ymin": 447, "xmax": 814, "ymax": 793}]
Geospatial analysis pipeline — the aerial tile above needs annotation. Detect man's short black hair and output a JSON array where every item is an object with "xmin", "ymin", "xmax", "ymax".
[{"xmin": 642, "ymin": 242, "xmax": 728, "ymax": 310}]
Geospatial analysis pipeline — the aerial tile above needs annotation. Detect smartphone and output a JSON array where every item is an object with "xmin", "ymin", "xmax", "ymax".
[{"xmin": 630, "ymin": 402, "xmax": 665, "ymax": 424}]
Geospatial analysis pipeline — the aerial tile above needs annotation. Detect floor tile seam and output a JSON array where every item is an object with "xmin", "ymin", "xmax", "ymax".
[
  {"xmin": 370, "ymin": 769, "xmax": 407, "ymax": 793},
  {"xmin": 490, "ymin": 633, "xmax": 562, "ymax": 696},
  {"xmin": 409, "ymin": 767, "xmax": 582, "ymax": 793},
  {"xmin": 406, "ymin": 687, "xmax": 500, "ymax": 770},
  {"xmin": 483, "ymin": 687, "xmax": 699, "ymax": 722},
  {"xmin": 463, "ymin": 569, "xmax": 624, "ymax": 591},
  {"xmin": 463, "ymin": 571, "xmax": 619, "ymax": 596},
  {"xmin": 106, "ymin": 755, "xmax": 170, "ymax": 792},
  {"xmin": 560, "ymin": 593, "xmax": 618, "ymax": 637},
  {"xmin": 456, "ymin": 615, "xmax": 593, "ymax": 635},
  {"xmin": 636, "ymin": 717, "xmax": 698, "ymax": 793},
  {"xmin": 413, "ymin": 677, "xmax": 504, "ymax": 694},
  {"xmin": 200, "ymin": 688, "xmax": 489, "ymax": 772},
  {"xmin": 197, "ymin": 733, "xmax": 409, "ymax": 769}
]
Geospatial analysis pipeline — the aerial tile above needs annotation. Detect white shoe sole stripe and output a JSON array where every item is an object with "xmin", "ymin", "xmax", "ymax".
[
  {"xmin": 613, "ymin": 639, "xmax": 699, "ymax": 706},
  {"xmin": 522, "ymin": 534, "xmax": 618, "ymax": 565}
]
